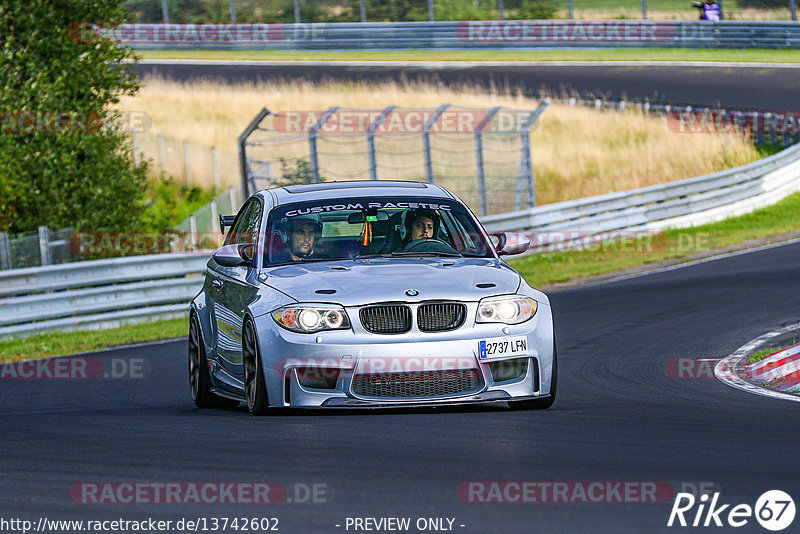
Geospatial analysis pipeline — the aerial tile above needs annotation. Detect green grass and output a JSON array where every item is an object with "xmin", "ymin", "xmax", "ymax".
[
  {"xmin": 509, "ymin": 190, "xmax": 800, "ymax": 287},
  {"xmin": 0, "ymin": 316, "xmax": 188, "ymax": 363},
  {"xmin": 137, "ymin": 48, "xmax": 800, "ymax": 64},
  {"xmin": 747, "ymin": 343, "xmax": 792, "ymax": 364}
]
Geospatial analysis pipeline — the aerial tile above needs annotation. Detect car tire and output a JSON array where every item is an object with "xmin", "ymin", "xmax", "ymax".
[
  {"xmin": 243, "ymin": 319, "xmax": 270, "ymax": 416},
  {"xmin": 509, "ymin": 343, "xmax": 557, "ymax": 411},
  {"xmin": 189, "ymin": 314, "xmax": 239, "ymax": 410}
]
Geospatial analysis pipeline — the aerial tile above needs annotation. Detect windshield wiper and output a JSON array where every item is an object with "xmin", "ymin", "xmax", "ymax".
[
  {"xmin": 388, "ymin": 251, "xmax": 462, "ymax": 257},
  {"xmin": 354, "ymin": 252, "xmax": 463, "ymax": 259}
]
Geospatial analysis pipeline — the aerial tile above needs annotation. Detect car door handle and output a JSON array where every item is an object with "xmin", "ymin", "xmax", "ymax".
[{"xmin": 212, "ymin": 278, "xmax": 223, "ymax": 290}]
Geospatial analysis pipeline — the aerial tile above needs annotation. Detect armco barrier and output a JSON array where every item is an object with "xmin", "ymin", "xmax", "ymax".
[
  {"xmin": 2, "ymin": 143, "xmax": 799, "ymax": 339},
  {"xmin": 479, "ymin": 142, "xmax": 800, "ymax": 241},
  {"xmin": 109, "ymin": 21, "xmax": 800, "ymax": 50},
  {"xmin": 0, "ymin": 253, "xmax": 209, "ymax": 339}
]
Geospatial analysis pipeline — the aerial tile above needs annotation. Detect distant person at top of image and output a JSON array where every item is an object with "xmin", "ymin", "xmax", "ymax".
[{"xmin": 691, "ymin": 0, "xmax": 722, "ymax": 21}]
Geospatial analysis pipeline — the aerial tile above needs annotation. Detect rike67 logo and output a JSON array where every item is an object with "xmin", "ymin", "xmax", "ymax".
[{"xmin": 668, "ymin": 490, "xmax": 795, "ymax": 531}]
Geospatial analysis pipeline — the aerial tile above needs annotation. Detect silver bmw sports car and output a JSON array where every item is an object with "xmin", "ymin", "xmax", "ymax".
[{"xmin": 189, "ymin": 181, "xmax": 556, "ymax": 414}]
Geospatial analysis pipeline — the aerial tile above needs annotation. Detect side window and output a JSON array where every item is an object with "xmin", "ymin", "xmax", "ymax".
[
  {"xmin": 233, "ymin": 200, "xmax": 262, "ymax": 245},
  {"xmin": 223, "ymin": 202, "xmax": 251, "ymax": 246}
]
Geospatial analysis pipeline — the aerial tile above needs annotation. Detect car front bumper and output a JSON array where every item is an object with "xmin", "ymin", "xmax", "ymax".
[{"xmin": 254, "ymin": 302, "xmax": 555, "ymax": 408}]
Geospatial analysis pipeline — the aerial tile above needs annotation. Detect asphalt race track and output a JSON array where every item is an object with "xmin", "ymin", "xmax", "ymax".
[
  {"xmin": 2, "ymin": 241, "xmax": 800, "ymax": 533},
  {"xmin": 3, "ymin": 61, "xmax": 799, "ymax": 533},
  {"xmin": 135, "ymin": 61, "xmax": 800, "ymax": 111}
]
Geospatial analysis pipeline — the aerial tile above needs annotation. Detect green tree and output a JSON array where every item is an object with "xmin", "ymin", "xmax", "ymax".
[
  {"xmin": 736, "ymin": 0, "xmax": 789, "ymax": 6},
  {"xmin": 0, "ymin": 0, "xmax": 149, "ymax": 233},
  {"xmin": 513, "ymin": 0, "xmax": 557, "ymax": 19}
]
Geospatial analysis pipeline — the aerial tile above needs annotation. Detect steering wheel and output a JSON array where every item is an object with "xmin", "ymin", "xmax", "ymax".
[{"xmin": 401, "ymin": 238, "xmax": 460, "ymax": 255}]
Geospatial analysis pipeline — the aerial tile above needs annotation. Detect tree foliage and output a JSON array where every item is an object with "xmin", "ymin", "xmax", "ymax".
[
  {"xmin": 736, "ymin": 0, "xmax": 790, "ymax": 6},
  {"xmin": 0, "ymin": 0, "xmax": 149, "ymax": 233}
]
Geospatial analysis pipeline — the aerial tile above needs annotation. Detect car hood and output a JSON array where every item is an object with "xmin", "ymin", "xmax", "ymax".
[{"xmin": 262, "ymin": 257, "xmax": 522, "ymax": 306}]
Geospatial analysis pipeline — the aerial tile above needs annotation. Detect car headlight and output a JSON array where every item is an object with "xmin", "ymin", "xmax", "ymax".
[
  {"xmin": 476, "ymin": 295, "xmax": 537, "ymax": 324},
  {"xmin": 271, "ymin": 305, "xmax": 351, "ymax": 333}
]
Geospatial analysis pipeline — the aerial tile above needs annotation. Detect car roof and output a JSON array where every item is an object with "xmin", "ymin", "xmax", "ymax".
[{"xmin": 262, "ymin": 180, "xmax": 455, "ymax": 206}]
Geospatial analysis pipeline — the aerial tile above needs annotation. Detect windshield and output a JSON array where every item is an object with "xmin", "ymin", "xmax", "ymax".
[{"xmin": 264, "ymin": 196, "xmax": 495, "ymax": 266}]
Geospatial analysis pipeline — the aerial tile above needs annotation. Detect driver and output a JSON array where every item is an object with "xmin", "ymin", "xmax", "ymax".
[
  {"xmin": 275, "ymin": 213, "xmax": 323, "ymax": 262},
  {"xmin": 397, "ymin": 208, "xmax": 441, "ymax": 250}
]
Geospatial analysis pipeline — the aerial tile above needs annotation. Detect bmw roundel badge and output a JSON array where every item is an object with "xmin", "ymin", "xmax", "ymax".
[{"xmin": 405, "ymin": 289, "xmax": 419, "ymax": 297}]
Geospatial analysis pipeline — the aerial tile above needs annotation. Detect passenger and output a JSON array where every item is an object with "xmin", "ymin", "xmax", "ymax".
[{"xmin": 275, "ymin": 213, "xmax": 323, "ymax": 262}]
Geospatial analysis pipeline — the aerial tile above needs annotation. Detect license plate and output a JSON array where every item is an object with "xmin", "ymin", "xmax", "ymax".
[{"xmin": 478, "ymin": 336, "xmax": 528, "ymax": 360}]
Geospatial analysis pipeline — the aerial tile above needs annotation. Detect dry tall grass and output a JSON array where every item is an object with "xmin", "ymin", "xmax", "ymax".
[{"xmin": 118, "ymin": 77, "xmax": 760, "ymax": 205}]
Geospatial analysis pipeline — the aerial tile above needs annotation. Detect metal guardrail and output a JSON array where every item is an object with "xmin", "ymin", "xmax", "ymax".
[
  {"xmin": 120, "ymin": 21, "xmax": 800, "ymax": 50},
  {"xmin": 0, "ymin": 253, "xmax": 209, "ymax": 339},
  {"xmin": 480, "ymin": 142, "xmax": 800, "ymax": 240},
  {"xmin": 2, "ymin": 143, "xmax": 799, "ymax": 339}
]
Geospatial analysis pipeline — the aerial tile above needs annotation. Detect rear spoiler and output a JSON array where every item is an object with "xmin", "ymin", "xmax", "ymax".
[{"xmin": 219, "ymin": 215, "xmax": 237, "ymax": 234}]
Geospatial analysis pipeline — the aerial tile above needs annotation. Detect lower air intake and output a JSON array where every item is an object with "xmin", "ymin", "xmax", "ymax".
[{"xmin": 352, "ymin": 369, "xmax": 482, "ymax": 399}]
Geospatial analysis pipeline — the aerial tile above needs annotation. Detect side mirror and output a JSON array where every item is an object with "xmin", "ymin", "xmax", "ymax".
[
  {"xmin": 213, "ymin": 243, "xmax": 254, "ymax": 267},
  {"xmin": 490, "ymin": 232, "xmax": 530, "ymax": 256}
]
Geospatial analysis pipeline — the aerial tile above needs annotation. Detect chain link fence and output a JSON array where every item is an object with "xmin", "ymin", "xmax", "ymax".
[
  {"xmin": 0, "ymin": 227, "xmax": 74, "ymax": 271},
  {"xmin": 175, "ymin": 187, "xmax": 240, "ymax": 247},
  {"xmin": 240, "ymin": 104, "xmax": 547, "ymax": 217},
  {"xmin": 133, "ymin": 131, "xmax": 240, "ymax": 190}
]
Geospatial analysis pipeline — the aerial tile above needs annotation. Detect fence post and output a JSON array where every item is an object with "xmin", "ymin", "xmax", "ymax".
[
  {"xmin": 0, "ymin": 232, "xmax": 10, "ymax": 270},
  {"xmin": 567, "ymin": 0, "xmax": 573, "ymax": 19},
  {"xmin": 189, "ymin": 215, "xmax": 198, "ymax": 250},
  {"xmin": 264, "ymin": 161, "xmax": 275, "ymax": 185},
  {"xmin": 428, "ymin": 0, "xmax": 434, "ymax": 21},
  {"xmin": 498, "ymin": 0, "xmax": 504, "ymax": 20},
  {"xmin": 642, "ymin": 0, "xmax": 647, "ymax": 19},
  {"xmin": 515, "ymin": 103, "xmax": 547, "ymax": 210},
  {"xmin": 238, "ymin": 108, "xmax": 271, "ymax": 199},
  {"xmin": 132, "ymin": 131, "xmax": 140, "ymax": 166},
  {"xmin": 229, "ymin": 0, "xmax": 236, "ymax": 23},
  {"xmin": 792, "ymin": 0, "xmax": 797, "ymax": 22},
  {"xmin": 38, "ymin": 226, "xmax": 51, "ymax": 266},
  {"xmin": 423, "ymin": 104, "xmax": 450, "ymax": 183},
  {"xmin": 161, "ymin": 0, "xmax": 168, "ymax": 22},
  {"xmin": 157, "ymin": 134, "xmax": 165, "ymax": 174},
  {"xmin": 212, "ymin": 147, "xmax": 220, "ymax": 191},
  {"xmin": 474, "ymin": 107, "xmax": 501, "ymax": 217},
  {"xmin": 308, "ymin": 106, "xmax": 339, "ymax": 183},
  {"xmin": 359, "ymin": 0, "xmax": 367, "ymax": 22},
  {"xmin": 294, "ymin": 0, "xmax": 301, "ymax": 23},
  {"xmin": 367, "ymin": 106, "xmax": 396, "ymax": 181},
  {"xmin": 183, "ymin": 140, "xmax": 191, "ymax": 184},
  {"xmin": 210, "ymin": 200, "xmax": 219, "ymax": 242}
]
